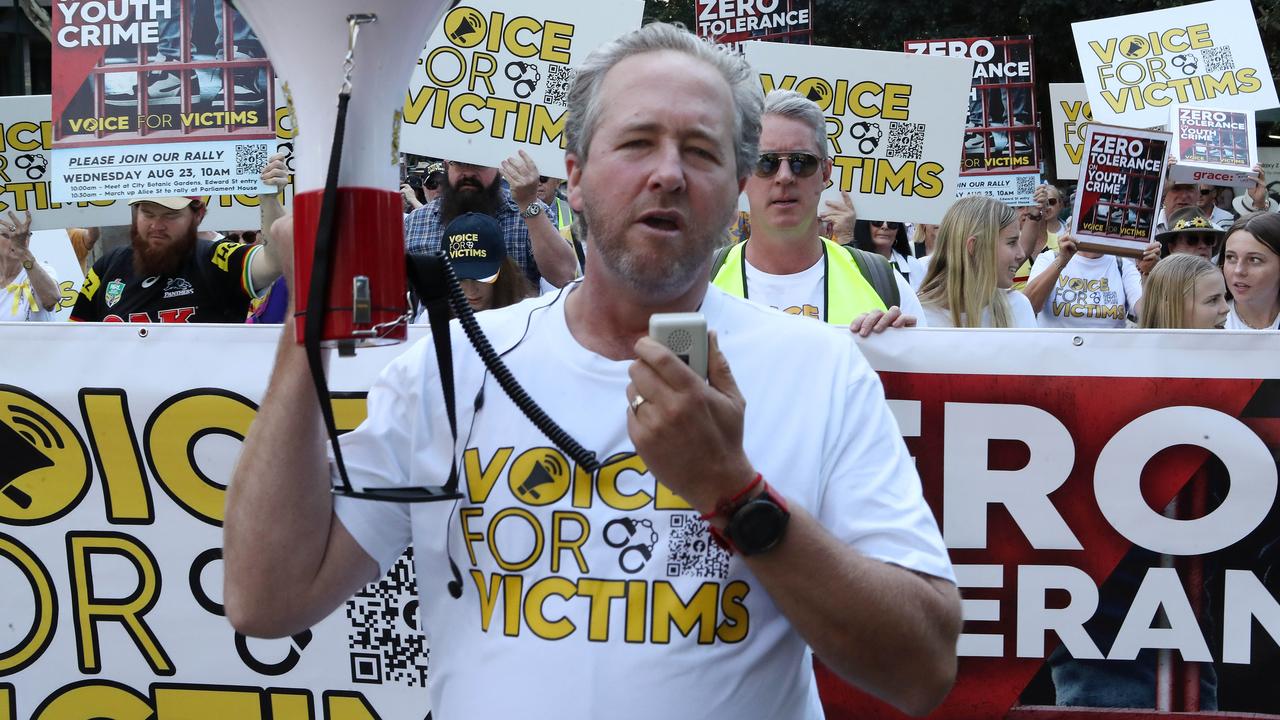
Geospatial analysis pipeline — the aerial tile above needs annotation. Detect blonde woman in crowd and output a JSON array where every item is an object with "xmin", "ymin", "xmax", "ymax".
[
  {"xmin": 1138, "ymin": 253, "xmax": 1229, "ymax": 329},
  {"xmin": 916, "ymin": 195, "xmax": 1036, "ymax": 328}
]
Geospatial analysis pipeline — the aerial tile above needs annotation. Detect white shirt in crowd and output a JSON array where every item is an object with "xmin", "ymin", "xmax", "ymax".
[
  {"xmin": 921, "ymin": 289, "xmax": 1037, "ymax": 328},
  {"xmin": 1, "ymin": 265, "xmax": 58, "ymax": 322},
  {"xmin": 889, "ymin": 249, "xmax": 927, "ymax": 291},
  {"xmin": 1225, "ymin": 300, "xmax": 1280, "ymax": 330},
  {"xmin": 1028, "ymin": 251, "xmax": 1143, "ymax": 329},
  {"xmin": 742, "ymin": 254, "xmax": 927, "ymax": 325}
]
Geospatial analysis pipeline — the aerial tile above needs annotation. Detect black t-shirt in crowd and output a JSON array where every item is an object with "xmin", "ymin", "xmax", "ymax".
[{"xmin": 71, "ymin": 239, "xmax": 259, "ymax": 323}]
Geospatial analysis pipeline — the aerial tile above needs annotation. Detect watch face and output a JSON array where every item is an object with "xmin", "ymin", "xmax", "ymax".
[{"xmin": 729, "ymin": 498, "xmax": 789, "ymax": 555}]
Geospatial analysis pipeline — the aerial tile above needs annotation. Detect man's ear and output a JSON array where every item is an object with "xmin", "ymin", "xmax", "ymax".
[
  {"xmin": 821, "ymin": 156, "xmax": 833, "ymax": 185},
  {"xmin": 565, "ymin": 152, "xmax": 585, "ymax": 213}
]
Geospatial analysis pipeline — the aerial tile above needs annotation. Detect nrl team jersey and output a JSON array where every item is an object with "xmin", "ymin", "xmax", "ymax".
[{"xmin": 71, "ymin": 239, "xmax": 261, "ymax": 323}]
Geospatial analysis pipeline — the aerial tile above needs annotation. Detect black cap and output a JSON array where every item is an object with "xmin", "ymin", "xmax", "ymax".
[{"xmin": 445, "ymin": 212, "xmax": 504, "ymax": 282}]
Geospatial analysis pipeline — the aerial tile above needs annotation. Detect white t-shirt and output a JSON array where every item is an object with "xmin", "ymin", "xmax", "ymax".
[
  {"xmin": 1225, "ymin": 301, "xmax": 1280, "ymax": 330},
  {"xmin": 1028, "ymin": 252, "xmax": 1143, "ymax": 329},
  {"xmin": 334, "ymin": 285, "xmax": 952, "ymax": 719},
  {"xmin": 0, "ymin": 265, "xmax": 58, "ymax": 322},
  {"xmin": 890, "ymin": 250, "xmax": 926, "ymax": 291},
  {"xmin": 741, "ymin": 253, "xmax": 928, "ymax": 326},
  {"xmin": 921, "ymin": 289, "xmax": 1037, "ymax": 328}
]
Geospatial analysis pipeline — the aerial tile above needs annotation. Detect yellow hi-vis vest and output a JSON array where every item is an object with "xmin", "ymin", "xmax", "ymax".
[
  {"xmin": 711, "ymin": 237, "xmax": 888, "ymax": 325},
  {"xmin": 553, "ymin": 197, "xmax": 574, "ymax": 232}
]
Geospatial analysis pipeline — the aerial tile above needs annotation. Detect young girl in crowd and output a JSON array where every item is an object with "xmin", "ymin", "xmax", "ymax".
[
  {"xmin": 1220, "ymin": 211, "xmax": 1280, "ymax": 330},
  {"xmin": 853, "ymin": 218, "xmax": 926, "ymax": 290},
  {"xmin": 916, "ymin": 195, "xmax": 1036, "ymax": 328},
  {"xmin": 1138, "ymin": 253, "xmax": 1229, "ymax": 329}
]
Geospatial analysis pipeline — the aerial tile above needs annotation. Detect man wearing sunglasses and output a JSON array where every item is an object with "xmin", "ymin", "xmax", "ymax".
[
  {"xmin": 1156, "ymin": 206, "xmax": 1226, "ymax": 260},
  {"xmin": 712, "ymin": 90, "xmax": 922, "ymax": 335}
]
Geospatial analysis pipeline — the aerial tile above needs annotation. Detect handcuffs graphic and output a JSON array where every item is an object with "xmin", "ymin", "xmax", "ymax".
[
  {"xmin": 505, "ymin": 61, "xmax": 541, "ymax": 99},
  {"xmin": 848, "ymin": 122, "xmax": 883, "ymax": 155},
  {"xmin": 604, "ymin": 517, "xmax": 659, "ymax": 574},
  {"xmin": 15, "ymin": 153, "xmax": 47, "ymax": 180},
  {"xmin": 1171, "ymin": 53, "xmax": 1198, "ymax": 76}
]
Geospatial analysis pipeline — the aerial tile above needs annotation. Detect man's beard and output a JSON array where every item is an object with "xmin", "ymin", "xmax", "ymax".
[
  {"xmin": 132, "ymin": 225, "xmax": 197, "ymax": 277},
  {"xmin": 581, "ymin": 199, "xmax": 727, "ymax": 300},
  {"xmin": 439, "ymin": 174, "xmax": 504, "ymax": 223}
]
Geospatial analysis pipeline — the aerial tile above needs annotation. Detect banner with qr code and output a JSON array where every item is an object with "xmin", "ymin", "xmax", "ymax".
[
  {"xmin": 742, "ymin": 41, "xmax": 974, "ymax": 225},
  {"xmin": 400, "ymin": 0, "xmax": 644, "ymax": 178},
  {"xmin": 954, "ymin": 173, "xmax": 1039, "ymax": 207},
  {"xmin": 5, "ymin": 324, "xmax": 1280, "ymax": 719},
  {"xmin": 1072, "ymin": 0, "xmax": 1279, "ymax": 129},
  {"xmin": 49, "ymin": 0, "xmax": 281, "ymax": 201},
  {"xmin": 2, "ymin": 94, "xmax": 295, "ymax": 232}
]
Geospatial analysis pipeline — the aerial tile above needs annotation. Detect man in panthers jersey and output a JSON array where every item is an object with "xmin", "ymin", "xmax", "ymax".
[{"xmin": 71, "ymin": 196, "xmax": 282, "ymax": 323}]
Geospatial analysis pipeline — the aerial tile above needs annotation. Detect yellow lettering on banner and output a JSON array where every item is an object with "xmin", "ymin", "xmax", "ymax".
[
  {"xmin": 523, "ymin": 576, "xmax": 577, "ymax": 640},
  {"xmin": 543, "ymin": 21, "xmax": 574, "ymax": 63},
  {"xmin": 0, "ymin": 387, "xmax": 91, "ymax": 524},
  {"xmin": 655, "ymin": 480, "xmax": 693, "ymax": 510},
  {"xmin": 154, "ymin": 687, "xmax": 261, "ymax": 718},
  {"xmin": 464, "ymin": 446, "xmax": 513, "ymax": 503},
  {"xmin": 448, "ymin": 93, "xmax": 487, "ymax": 133},
  {"xmin": 79, "ymin": 389, "xmax": 153, "ymax": 524},
  {"xmin": 268, "ymin": 689, "xmax": 313, "ymax": 720},
  {"xmin": 487, "ymin": 97, "xmax": 520, "ymax": 139},
  {"xmin": 33, "ymin": 682, "xmax": 152, "ymax": 720},
  {"xmin": 460, "ymin": 507, "xmax": 486, "ymax": 564},
  {"xmin": 423, "ymin": 46, "xmax": 466, "ymax": 87},
  {"xmin": 651, "ymin": 581, "xmax": 718, "ymax": 644},
  {"xmin": 577, "ymin": 578, "xmax": 625, "ymax": 640},
  {"xmin": 488, "ymin": 508, "xmax": 544, "ymax": 571},
  {"xmin": 330, "ymin": 394, "xmax": 368, "ymax": 433},
  {"xmin": 468, "ymin": 52, "xmax": 497, "ymax": 95},
  {"xmin": 0, "ymin": 684, "xmax": 11, "ymax": 720},
  {"xmin": 68, "ymin": 533, "xmax": 173, "ymax": 675},
  {"xmin": 1, "ymin": 121, "xmax": 52, "ymax": 152},
  {"xmin": 503, "ymin": 573, "xmax": 523, "ymax": 636},
  {"xmin": 530, "ymin": 104, "xmax": 565, "ymax": 147},
  {"xmin": 598, "ymin": 453, "xmax": 650, "ymax": 510},
  {"xmin": 503, "ymin": 16, "xmax": 543, "ymax": 58},
  {"xmin": 0, "ymin": 534, "xmax": 56, "ymax": 674},
  {"xmin": 472, "ymin": 569, "xmax": 504, "ymax": 632},
  {"xmin": 550, "ymin": 511, "xmax": 589, "ymax": 573},
  {"xmin": 325, "ymin": 692, "xmax": 381, "ymax": 720},
  {"xmin": 145, "ymin": 390, "xmax": 256, "ymax": 525}
]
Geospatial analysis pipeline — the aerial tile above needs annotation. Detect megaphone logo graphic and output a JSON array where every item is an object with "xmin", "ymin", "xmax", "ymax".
[
  {"xmin": 448, "ymin": 9, "xmax": 485, "ymax": 44},
  {"xmin": 0, "ymin": 387, "xmax": 90, "ymax": 522},
  {"xmin": 510, "ymin": 451, "xmax": 568, "ymax": 505}
]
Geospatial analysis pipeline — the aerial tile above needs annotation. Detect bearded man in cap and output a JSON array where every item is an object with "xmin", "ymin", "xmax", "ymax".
[{"xmin": 71, "ymin": 196, "xmax": 282, "ymax": 323}]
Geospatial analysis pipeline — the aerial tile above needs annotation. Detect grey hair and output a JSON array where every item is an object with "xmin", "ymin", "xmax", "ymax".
[
  {"xmin": 563, "ymin": 22, "xmax": 763, "ymax": 180},
  {"xmin": 762, "ymin": 89, "xmax": 830, "ymax": 160}
]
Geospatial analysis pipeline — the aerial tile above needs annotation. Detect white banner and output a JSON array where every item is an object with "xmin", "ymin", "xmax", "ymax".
[
  {"xmin": 1049, "ymin": 82, "xmax": 1092, "ymax": 181},
  {"xmin": 3, "ymin": 324, "xmax": 1280, "ymax": 719},
  {"xmin": 1072, "ymin": 0, "xmax": 1279, "ymax": 128},
  {"xmin": 400, "ymin": 0, "xmax": 644, "ymax": 178},
  {"xmin": 1, "ymin": 95, "xmax": 294, "ymax": 233},
  {"xmin": 742, "ymin": 42, "xmax": 974, "ymax": 224}
]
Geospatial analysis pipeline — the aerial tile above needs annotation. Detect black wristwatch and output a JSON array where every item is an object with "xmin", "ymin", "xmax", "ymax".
[{"xmin": 724, "ymin": 482, "xmax": 790, "ymax": 556}]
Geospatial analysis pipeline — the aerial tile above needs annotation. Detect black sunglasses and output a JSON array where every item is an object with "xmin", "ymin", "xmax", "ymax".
[
  {"xmin": 1046, "ymin": 198, "xmax": 1059, "ymax": 206},
  {"xmin": 539, "ymin": 175, "xmax": 549, "ymax": 183},
  {"xmin": 1177, "ymin": 233, "xmax": 1220, "ymax": 247},
  {"xmin": 754, "ymin": 152, "xmax": 819, "ymax": 179},
  {"xmin": 1199, "ymin": 188, "xmax": 1215, "ymax": 195},
  {"xmin": 870, "ymin": 220, "xmax": 902, "ymax": 230}
]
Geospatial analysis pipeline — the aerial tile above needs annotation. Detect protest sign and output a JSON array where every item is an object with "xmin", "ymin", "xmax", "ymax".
[
  {"xmin": 1168, "ymin": 105, "xmax": 1258, "ymax": 187},
  {"xmin": 400, "ymin": 0, "xmax": 644, "ymax": 178},
  {"xmin": 1260, "ymin": 146, "xmax": 1280, "ymax": 207},
  {"xmin": 1072, "ymin": 124, "xmax": 1170, "ymax": 257},
  {"xmin": 1049, "ymin": 82, "xmax": 1093, "ymax": 181},
  {"xmin": 695, "ymin": 0, "xmax": 813, "ymax": 51},
  {"xmin": 904, "ymin": 35, "xmax": 1041, "ymax": 202},
  {"xmin": 27, "ymin": 229, "xmax": 85, "ymax": 320},
  {"xmin": 49, "ymin": 0, "xmax": 279, "ymax": 201},
  {"xmin": 1072, "ymin": 0, "xmax": 1279, "ymax": 128},
  {"xmin": 3, "ymin": 95, "xmax": 294, "ymax": 232},
  {"xmin": 743, "ymin": 41, "xmax": 973, "ymax": 224},
  {"xmin": 4, "ymin": 324, "xmax": 1280, "ymax": 720}
]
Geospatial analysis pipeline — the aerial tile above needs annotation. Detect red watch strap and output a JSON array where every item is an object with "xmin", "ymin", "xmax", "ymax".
[{"xmin": 699, "ymin": 472, "xmax": 763, "ymax": 522}]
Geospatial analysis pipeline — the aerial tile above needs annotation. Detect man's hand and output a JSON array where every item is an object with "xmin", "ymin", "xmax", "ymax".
[
  {"xmin": 261, "ymin": 152, "xmax": 289, "ymax": 192},
  {"xmin": 501, "ymin": 149, "xmax": 542, "ymax": 210},
  {"xmin": 400, "ymin": 183, "xmax": 423, "ymax": 211},
  {"xmin": 1136, "ymin": 240, "xmax": 1161, "ymax": 275},
  {"xmin": 626, "ymin": 331, "xmax": 755, "ymax": 515},
  {"xmin": 849, "ymin": 306, "xmax": 917, "ymax": 336},
  {"xmin": 1, "ymin": 209, "xmax": 34, "ymax": 259},
  {"xmin": 818, "ymin": 190, "xmax": 856, "ymax": 243},
  {"xmin": 1248, "ymin": 163, "xmax": 1270, "ymax": 212}
]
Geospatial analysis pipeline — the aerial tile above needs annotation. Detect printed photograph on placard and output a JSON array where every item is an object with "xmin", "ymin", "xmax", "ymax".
[
  {"xmin": 1072, "ymin": 124, "xmax": 1170, "ymax": 257},
  {"xmin": 1168, "ymin": 105, "xmax": 1258, "ymax": 188},
  {"xmin": 50, "ymin": 0, "xmax": 278, "ymax": 201}
]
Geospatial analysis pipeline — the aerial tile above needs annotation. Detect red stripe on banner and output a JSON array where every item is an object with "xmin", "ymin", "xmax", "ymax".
[{"xmin": 817, "ymin": 373, "xmax": 1265, "ymax": 720}]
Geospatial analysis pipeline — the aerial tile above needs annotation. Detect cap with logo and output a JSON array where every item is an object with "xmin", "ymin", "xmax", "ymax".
[
  {"xmin": 127, "ymin": 196, "xmax": 200, "ymax": 210},
  {"xmin": 445, "ymin": 212, "xmax": 505, "ymax": 283}
]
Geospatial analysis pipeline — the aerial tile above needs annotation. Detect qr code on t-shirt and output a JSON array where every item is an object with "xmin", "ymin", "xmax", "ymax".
[
  {"xmin": 542, "ymin": 64, "xmax": 576, "ymax": 107},
  {"xmin": 665, "ymin": 513, "xmax": 730, "ymax": 579},
  {"xmin": 1202, "ymin": 46, "xmax": 1235, "ymax": 73},
  {"xmin": 346, "ymin": 548, "xmax": 430, "ymax": 687},
  {"xmin": 886, "ymin": 122, "xmax": 926, "ymax": 160},
  {"xmin": 1016, "ymin": 175, "xmax": 1037, "ymax": 196},
  {"xmin": 235, "ymin": 143, "xmax": 269, "ymax": 175}
]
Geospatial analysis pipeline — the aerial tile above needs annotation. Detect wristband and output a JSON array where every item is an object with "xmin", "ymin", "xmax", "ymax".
[{"xmin": 699, "ymin": 472, "xmax": 762, "ymax": 522}]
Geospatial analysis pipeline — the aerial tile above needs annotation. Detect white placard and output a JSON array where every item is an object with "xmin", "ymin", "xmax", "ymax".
[
  {"xmin": 1168, "ymin": 105, "xmax": 1258, "ymax": 187},
  {"xmin": 742, "ymin": 42, "xmax": 974, "ymax": 224},
  {"xmin": 400, "ymin": 0, "xmax": 644, "ymax": 178},
  {"xmin": 1072, "ymin": 0, "xmax": 1279, "ymax": 128},
  {"xmin": 1049, "ymin": 83, "xmax": 1093, "ymax": 181}
]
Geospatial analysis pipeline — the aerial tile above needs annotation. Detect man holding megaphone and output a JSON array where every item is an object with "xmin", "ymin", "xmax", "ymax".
[{"xmin": 225, "ymin": 22, "xmax": 959, "ymax": 719}]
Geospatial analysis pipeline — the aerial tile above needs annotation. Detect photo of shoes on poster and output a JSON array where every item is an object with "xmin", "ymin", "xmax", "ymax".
[
  {"xmin": 1072, "ymin": 123, "xmax": 1171, "ymax": 257},
  {"xmin": 48, "ymin": 0, "xmax": 279, "ymax": 202}
]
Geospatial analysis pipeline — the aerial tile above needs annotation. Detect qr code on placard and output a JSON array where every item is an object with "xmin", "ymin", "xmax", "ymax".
[
  {"xmin": 665, "ymin": 513, "xmax": 729, "ymax": 580},
  {"xmin": 886, "ymin": 122, "xmax": 926, "ymax": 160},
  {"xmin": 346, "ymin": 547, "xmax": 429, "ymax": 687},
  {"xmin": 235, "ymin": 143, "xmax": 269, "ymax": 175},
  {"xmin": 1016, "ymin": 175, "xmax": 1037, "ymax": 195},
  {"xmin": 1203, "ymin": 46, "xmax": 1234, "ymax": 73},
  {"xmin": 543, "ymin": 64, "xmax": 576, "ymax": 107}
]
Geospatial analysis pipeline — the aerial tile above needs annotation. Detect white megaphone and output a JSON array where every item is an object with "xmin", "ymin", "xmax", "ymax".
[{"xmin": 232, "ymin": 0, "xmax": 450, "ymax": 347}]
